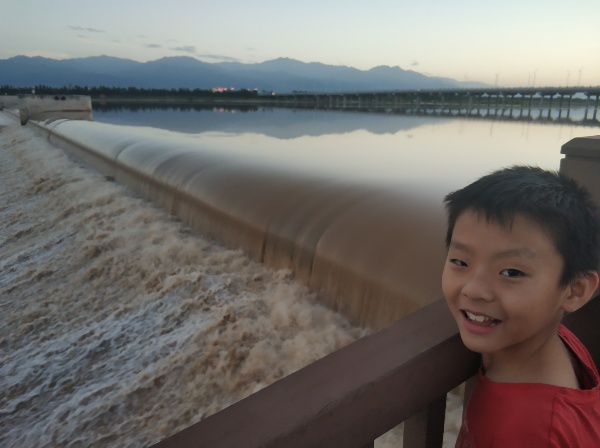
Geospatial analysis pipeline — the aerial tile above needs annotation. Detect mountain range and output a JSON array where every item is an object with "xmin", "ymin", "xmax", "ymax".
[{"xmin": 0, "ymin": 55, "xmax": 486, "ymax": 93}]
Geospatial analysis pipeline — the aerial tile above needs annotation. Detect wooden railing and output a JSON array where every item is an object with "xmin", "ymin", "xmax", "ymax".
[
  {"xmin": 151, "ymin": 299, "xmax": 477, "ymax": 448},
  {"xmin": 150, "ymin": 295, "xmax": 600, "ymax": 448}
]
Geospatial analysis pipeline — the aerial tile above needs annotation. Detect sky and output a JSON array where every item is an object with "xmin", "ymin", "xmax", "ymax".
[{"xmin": 1, "ymin": 0, "xmax": 599, "ymax": 88}]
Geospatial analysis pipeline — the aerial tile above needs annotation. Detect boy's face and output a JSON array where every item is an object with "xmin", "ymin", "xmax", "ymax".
[{"xmin": 442, "ymin": 209, "xmax": 572, "ymax": 358}]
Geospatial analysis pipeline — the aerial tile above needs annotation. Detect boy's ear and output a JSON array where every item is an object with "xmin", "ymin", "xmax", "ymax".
[{"xmin": 562, "ymin": 271, "xmax": 600, "ymax": 313}]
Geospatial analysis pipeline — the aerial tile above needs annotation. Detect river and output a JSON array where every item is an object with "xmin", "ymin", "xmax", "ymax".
[
  {"xmin": 1, "ymin": 106, "xmax": 598, "ymax": 447},
  {"xmin": 92, "ymin": 105, "xmax": 599, "ymax": 198}
]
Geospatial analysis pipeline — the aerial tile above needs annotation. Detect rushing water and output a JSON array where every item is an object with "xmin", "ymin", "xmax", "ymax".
[
  {"xmin": 2, "ymin": 107, "xmax": 598, "ymax": 447},
  {"xmin": 0, "ymin": 114, "xmax": 371, "ymax": 447}
]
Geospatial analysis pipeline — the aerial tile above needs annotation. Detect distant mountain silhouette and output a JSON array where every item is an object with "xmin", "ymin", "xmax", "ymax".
[{"xmin": 0, "ymin": 55, "xmax": 487, "ymax": 93}]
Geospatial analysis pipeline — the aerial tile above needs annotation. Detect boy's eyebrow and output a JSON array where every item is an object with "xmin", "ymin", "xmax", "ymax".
[
  {"xmin": 494, "ymin": 247, "xmax": 537, "ymax": 260},
  {"xmin": 448, "ymin": 240, "xmax": 472, "ymax": 253},
  {"xmin": 448, "ymin": 240, "xmax": 537, "ymax": 259}
]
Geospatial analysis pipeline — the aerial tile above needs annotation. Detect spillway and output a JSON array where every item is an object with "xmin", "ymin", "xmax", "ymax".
[{"xmin": 28, "ymin": 116, "xmax": 447, "ymax": 329}]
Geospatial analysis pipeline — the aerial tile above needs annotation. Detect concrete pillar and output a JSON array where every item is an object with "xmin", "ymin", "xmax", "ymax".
[{"xmin": 584, "ymin": 95, "xmax": 590, "ymax": 120}]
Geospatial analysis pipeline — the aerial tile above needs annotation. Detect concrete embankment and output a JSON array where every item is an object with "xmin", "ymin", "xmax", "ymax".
[
  {"xmin": 0, "ymin": 95, "xmax": 19, "ymax": 110},
  {"xmin": 23, "ymin": 113, "xmax": 446, "ymax": 329},
  {"xmin": 1, "ymin": 94, "xmax": 92, "ymax": 124}
]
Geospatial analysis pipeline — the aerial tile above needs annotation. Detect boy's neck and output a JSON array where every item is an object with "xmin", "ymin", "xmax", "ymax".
[{"xmin": 482, "ymin": 327, "xmax": 581, "ymax": 389}]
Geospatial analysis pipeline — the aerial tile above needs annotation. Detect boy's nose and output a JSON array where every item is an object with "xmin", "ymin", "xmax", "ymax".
[{"xmin": 461, "ymin": 271, "xmax": 494, "ymax": 301}]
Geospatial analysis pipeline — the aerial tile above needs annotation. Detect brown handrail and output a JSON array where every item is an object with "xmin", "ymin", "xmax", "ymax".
[
  {"xmin": 150, "ymin": 293, "xmax": 600, "ymax": 448},
  {"xmin": 151, "ymin": 299, "xmax": 479, "ymax": 448}
]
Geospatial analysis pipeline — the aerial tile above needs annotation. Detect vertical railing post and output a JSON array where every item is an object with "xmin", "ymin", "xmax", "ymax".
[
  {"xmin": 402, "ymin": 395, "xmax": 446, "ymax": 448},
  {"xmin": 561, "ymin": 136, "xmax": 600, "ymax": 367}
]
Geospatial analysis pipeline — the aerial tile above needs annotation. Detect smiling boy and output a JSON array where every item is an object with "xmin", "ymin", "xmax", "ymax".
[{"xmin": 442, "ymin": 166, "xmax": 600, "ymax": 447}]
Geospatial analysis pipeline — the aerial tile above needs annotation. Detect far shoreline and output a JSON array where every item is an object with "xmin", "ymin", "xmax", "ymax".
[{"xmin": 92, "ymin": 96, "xmax": 271, "ymax": 106}]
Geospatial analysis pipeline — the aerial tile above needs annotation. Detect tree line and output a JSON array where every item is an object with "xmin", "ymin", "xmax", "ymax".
[{"xmin": 0, "ymin": 85, "xmax": 260, "ymax": 98}]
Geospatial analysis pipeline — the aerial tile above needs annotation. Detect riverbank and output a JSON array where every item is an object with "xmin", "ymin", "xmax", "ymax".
[{"xmin": 91, "ymin": 96, "xmax": 269, "ymax": 106}]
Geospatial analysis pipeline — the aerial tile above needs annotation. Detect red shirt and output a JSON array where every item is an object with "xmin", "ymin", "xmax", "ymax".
[{"xmin": 456, "ymin": 325, "xmax": 600, "ymax": 447}]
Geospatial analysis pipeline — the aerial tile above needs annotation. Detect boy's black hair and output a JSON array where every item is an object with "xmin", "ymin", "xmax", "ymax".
[{"xmin": 444, "ymin": 165, "xmax": 600, "ymax": 287}]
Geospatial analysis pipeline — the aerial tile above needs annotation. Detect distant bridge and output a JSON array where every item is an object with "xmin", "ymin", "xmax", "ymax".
[{"xmin": 265, "ymin": 86, "xmax": 600, "ymax": 120}]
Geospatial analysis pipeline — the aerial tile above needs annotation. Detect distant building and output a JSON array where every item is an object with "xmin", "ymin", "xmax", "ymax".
[{"xmin": 211, "ymin": 87, "xmax": 236, "ymax": 93}]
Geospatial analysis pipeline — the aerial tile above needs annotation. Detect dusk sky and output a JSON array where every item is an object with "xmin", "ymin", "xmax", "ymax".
[{"xmin": 2, "ymin": 0, "xmax": 599, "ymax": 88}]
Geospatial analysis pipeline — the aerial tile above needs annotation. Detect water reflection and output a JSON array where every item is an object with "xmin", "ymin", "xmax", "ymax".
[
  {"xmin": 92, "ymin": 104, "xmax": 600, "ymax": 139},
  {"xmin": 90, "ymin": 105, "xmax": 600, "ymax": 206}
]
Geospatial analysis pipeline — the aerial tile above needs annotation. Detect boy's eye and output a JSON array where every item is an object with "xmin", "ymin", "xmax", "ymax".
[
  {"xmin": 449, "ymin": 258, "xmax": 467, "ymax": 267},
  {"xmin": 500, "ymin": 268, "xmax": 525, "ymax": 278}
]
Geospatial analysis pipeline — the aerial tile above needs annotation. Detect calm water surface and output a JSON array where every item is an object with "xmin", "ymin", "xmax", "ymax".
[{"xmin": 93, "ymin": 105, "xmax": 600, "ymax": 204}]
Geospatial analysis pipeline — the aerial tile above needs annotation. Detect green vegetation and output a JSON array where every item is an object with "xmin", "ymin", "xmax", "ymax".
[{"xmin": 0, "ymin": 85, "xmax": 260, "ymax": 101}]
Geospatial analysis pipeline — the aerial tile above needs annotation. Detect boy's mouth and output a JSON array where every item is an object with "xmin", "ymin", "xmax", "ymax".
[{"xmin": 462, "ymin": 310, "xmax": 501, "ymax": 326}]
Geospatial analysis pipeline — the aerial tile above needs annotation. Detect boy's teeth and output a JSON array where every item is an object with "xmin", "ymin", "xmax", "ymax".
[{"xmin": 465, "ymin": 311, "xmax": 495, "ymax": 324}]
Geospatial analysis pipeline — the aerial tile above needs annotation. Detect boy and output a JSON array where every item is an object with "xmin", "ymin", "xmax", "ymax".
[{"xmin": 442, "ymin": 166, "xmax": 600, "ymax": 447}]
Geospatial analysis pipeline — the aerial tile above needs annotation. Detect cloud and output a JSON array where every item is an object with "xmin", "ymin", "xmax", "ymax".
[
  {"xmin": 168, "ymin": 45, "xmax": 241, "ymax": 62},
  {"xmin": 198, "ymin": 53, "xmax": 241, "ymax": 63},
  {"xmin": 146, "ymin": 43, "xmax": 162, "ymax": 49},
  {"xmin": 170, "ymin": 45, "xmax": 197, "ymax": 54},
  {"xmin": 410, "ymin": 60, "xmax": 419, "ymax": 66},
  {"xmin": 69, "ymin": 25, "xmax": 105, "ymax": 33}
]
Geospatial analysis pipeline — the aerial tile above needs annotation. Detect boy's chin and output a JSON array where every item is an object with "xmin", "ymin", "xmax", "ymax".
[{"xmin": 458, "ymin": 332, "xmax": 489, "ymax": 355}]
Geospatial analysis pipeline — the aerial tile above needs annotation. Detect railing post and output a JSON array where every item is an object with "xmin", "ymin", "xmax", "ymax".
[
  {"xmin": 402, "ymin": 394, "xmax": 446, "ymax": 448},
  {"xmin": 561, "ymin": 135, "xmax": 600, "ymax": 367},
  {"xmin": 463, "ymin": 375, "xmax": 477, "ymax": 415}
]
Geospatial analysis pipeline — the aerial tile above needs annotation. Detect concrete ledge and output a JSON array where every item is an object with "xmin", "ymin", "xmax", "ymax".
[
  {"xmin": 18, "ymin": 94, "xmax": 92, "ymax": 125},
  {"xmin": 0, "ymin": 95, "xmax": 19, "ymax": 110}
]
